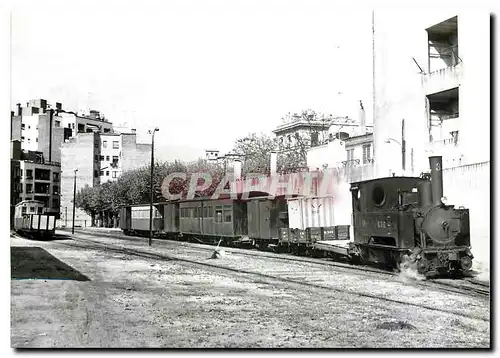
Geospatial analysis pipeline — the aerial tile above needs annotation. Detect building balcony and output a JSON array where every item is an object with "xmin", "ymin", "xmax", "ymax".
[{"xmin": 423, "ymin": 62, "xmax": 462, "ymax": 95}]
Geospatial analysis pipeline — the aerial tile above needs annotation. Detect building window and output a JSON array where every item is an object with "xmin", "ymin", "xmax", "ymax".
[
  {"xmin": 21, "ymin": 123, "xmax": 25, "ymax": 129},
  {"xmin": 106, "ymin": 171, "xmax": 109, "ymax": 176},
  {"xmin": 52, "ymin": 198, "xmax": 59, "ymax": 208},
  {"xmin": 103, "ymin": 140, "xmax": 107, "ymax": 148},
  {"xmin": 362, "ymin": 144, "xmax": 372, "ymax": 164},
  {"xmin": 26, "ymin": 169, "xmax": 33, "ymax": 179},
  {"xmin": 94, "ymin": 155, "xmax": 99, "ymax": 163},
  {"xmin": 36, "ymin": 138, "xmax": 38, "ymax": 142},
  {"xmin": 113, "ymin": 141, "xmax": 119, "ymax": 149},
  {"xmin": 346, "ymin": 149, "xmax": 354, "ymax": 162},
  {"xmin": 21, "ymin": 206, "xmax": 26, "ymax": 214},
  {"xmin": 26, "ymin": 184, "xmax": 33, "ymax": 193},
  {"xmin": 106, "ymin": 155, "xmax": 110, "ymax": 161},
  {"xmin": 112, "ymin": 171, "xmax": 117, "ymax": 178},
  {"xmin": 53, "ymin": 172, "xmax": 59, "ymax": 182},
  {"xmin": 100, "ymin": 155, "xmax": 104, "ymax": 161},
  {"xmin": 55, "ymin": 120, "xmax": 60, "ymax": 127},
  {"xmin": 100, "ymin": 171, "xmax": 104, "ymax": 176},
  {"xmin": 30, "ymin": 207, "xmax": 35, "ymax": 213},
  {"xmin": 53, "ymin": 186, "xmax": 59, "ymax": 195},
  {"xmin": 21, "ymin": 136, "xmax": 25, "ymax": 142},
  {"xmin": 27, "ymin": 138, "xmax": 31, "ymax": 143},
  {"xmin": 94, "ymin": 170, "xmax": 99, "ymax": 178}
]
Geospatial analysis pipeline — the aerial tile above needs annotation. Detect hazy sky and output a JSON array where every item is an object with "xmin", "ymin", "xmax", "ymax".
[{"xmin": 11, "ymin": 0, "xmax": 374, "ymax": 162}]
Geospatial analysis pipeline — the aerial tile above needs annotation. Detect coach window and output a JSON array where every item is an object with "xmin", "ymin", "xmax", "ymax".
[
  {"xmin": 208, "ymin": 207, "xmax": 213, "ymax": 218},
  {"xmin": 21, "ymin": 207, "xmax": 26, "ymax": 214},
  {"xmin": 215, "ymin": 206, "xmax": 223, "ymax": 223},
  {"xmin": 203, "ymin": 207, "xmax": 208, "ymax": 218},
  {"xmin": 223, "ymin": 205, "xmax": 232, "ymax": 223},
  {"xmin": 30, "ymin": 207, "xmax": 35, "ymax": 213}
]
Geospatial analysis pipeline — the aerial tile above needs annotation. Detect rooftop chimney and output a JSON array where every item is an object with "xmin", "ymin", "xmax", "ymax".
[
  {"xmin": 270, "ymin": 152, "xmax": 277, "ymax": 177},
  {"xmin": 233, "ymin": 159, "xmax": 242, "ymax": 181},
  {"xmin": 359, "ymin": 100, "xmax": 366, "ymax": 135}
]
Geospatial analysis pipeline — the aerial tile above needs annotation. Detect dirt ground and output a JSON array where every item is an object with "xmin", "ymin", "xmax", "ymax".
[{"xmin": 10, "ymin": 231, "xmax": 491, "ymax": 348}]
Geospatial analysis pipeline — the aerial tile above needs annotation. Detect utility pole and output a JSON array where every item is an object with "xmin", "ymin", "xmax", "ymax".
[
  {"xmin": 72, "ymin": 169, "xmax": 78, "ymax": 235},
  {"xmin": 402, "ymin": 118, "xmax": 406, "ymax": 173},
  {"xmin": 148, "ymin": 127, "xmax": 159, "ymax": 246}
]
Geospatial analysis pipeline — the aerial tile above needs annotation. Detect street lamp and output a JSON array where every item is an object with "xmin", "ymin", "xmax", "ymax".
[
  {"xmin": 72, "ymin": 169, "xmax": 78, "ymax": 235},
  {"xmin": 148, "ymin": 127, "xmax": 159, "ymax": 246},
  {"xmin": 384, "ymin": 118, "xmax": 406, "ymax": 174}
]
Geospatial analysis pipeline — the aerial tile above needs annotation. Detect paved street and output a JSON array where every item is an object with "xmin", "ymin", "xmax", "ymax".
[{"xmin": 10, "ymin": 231, "xmax": 490, "ymax": 348}]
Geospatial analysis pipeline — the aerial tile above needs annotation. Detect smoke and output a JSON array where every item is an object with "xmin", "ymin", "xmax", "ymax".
[{"xmin": 396, "ymin": 254, "xmax": 426, "ymax": 282}]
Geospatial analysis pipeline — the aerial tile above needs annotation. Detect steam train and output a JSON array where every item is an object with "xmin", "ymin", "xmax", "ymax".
[
  {"xmin": 347, "ymin": 156, "xmax": 473, "ymax": 275},
  {"xmin": 119, "ymin": 156, "xmax": 474, "ymax": 276}
]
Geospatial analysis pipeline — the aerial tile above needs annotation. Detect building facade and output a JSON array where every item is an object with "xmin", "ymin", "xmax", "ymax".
[
  {"xmin": 372, "ymin": 9, "xmax": 490, "ymax": 176},
  {"xmin": 10, "ymin": 140, "xmax": 61, "ymax": 216},
  {"xmin": 59, "ymin": 132, "xmax": 151, "ymax": 227}
]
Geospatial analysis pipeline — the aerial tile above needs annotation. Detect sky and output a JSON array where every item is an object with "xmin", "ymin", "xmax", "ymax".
[{"xmin": 10, "ymin": 0, "xmax": 374, "ymax": 162}]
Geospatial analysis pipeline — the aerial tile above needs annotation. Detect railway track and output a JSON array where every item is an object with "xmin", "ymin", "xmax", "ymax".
[
  {"xmin": 46, "ymin": 232, "xmax": 489, "ymax": 323},
  {"xmin": 60, "ymin": 228, "xmax": 490, "ymax": 299},
  {"xmin": 64, "ymin": 228, "xmax": 490, "ymax": 298}
]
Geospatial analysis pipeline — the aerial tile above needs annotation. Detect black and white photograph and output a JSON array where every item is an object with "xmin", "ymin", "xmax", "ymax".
[{"xmin": 6, "ymin": 0, "xmax": 492, "ymax": 349}]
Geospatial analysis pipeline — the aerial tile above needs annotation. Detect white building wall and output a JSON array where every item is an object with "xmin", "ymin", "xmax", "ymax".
[{"xmin": 373, "ymin": 9, "xmax": 490, "ymax": 176}]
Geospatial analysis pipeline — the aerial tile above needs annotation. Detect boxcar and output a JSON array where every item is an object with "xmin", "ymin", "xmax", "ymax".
[
  {"xmin": 13, "ymin": 200, "xmax": 57, "ymax": 238},
  {"xmin": 247, "ymin": 196, "xmax": 288, "ymax": 248},
  {"xmin": 178, "ymin": 199, "xmax": 248, "ymax": 243}
]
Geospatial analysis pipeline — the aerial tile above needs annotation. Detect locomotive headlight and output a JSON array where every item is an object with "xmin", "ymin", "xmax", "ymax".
[{"xmin": 441, "ymin": 196, "xmax": 448, "ymax": 205}]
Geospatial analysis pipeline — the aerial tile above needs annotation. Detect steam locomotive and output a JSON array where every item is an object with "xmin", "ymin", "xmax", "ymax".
[{"xmin": 347, "ymin": 156, "xmax": 473, "ymax": 275}]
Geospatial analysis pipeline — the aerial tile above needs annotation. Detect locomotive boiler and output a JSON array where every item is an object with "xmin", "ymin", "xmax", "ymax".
[{"xmin": 347, "ymin": 156, "xmax": 473, "ymax": 276}]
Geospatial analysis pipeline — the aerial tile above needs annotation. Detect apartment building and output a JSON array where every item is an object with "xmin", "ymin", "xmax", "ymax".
[
  {"xmin": 59, "ymin": 132, "xmax": 151, "ymax": 226},
  {"xmin": 10, "ymin": 140, "xmax": 61, "ymax": 214},
  {"xmin": 372, "ymin": 10, "xmax": 490, "ymax": 176},
  {"xmin": 11, "ymin": 100, "xmax": 72, "ymax": 164}
]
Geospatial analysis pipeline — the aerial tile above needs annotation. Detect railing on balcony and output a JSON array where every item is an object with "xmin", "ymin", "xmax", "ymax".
[
  {"xmin": 342, "ymin": 159, "xmax": 360, "ymax": 167},
  {"xmin": 432, "ymin": 137, "xmax": 459, "ymax": 147}
]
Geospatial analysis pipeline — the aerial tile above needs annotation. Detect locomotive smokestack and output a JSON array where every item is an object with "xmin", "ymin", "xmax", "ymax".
[{"xmin": 429, "ymin": 156, "xmax": 443, "ymax": 206}]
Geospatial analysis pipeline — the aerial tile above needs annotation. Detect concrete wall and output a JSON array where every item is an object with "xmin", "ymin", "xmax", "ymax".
[
  {"xmin": 442, "ymin": 162, "xmax": 490, "ymax": 271},
  {"xmin": 306, "ymin": 140, "xmax": 346, "ymax": 170},
  {"xmin": 59, "ymin": 133, "xmax": 99, "ymax": 227},
  {"xmin": 11, "ymin": 115, "xmax": 22, "ymax": 142},
  {"xmin": 121, "ymin": 134, "xmax": 151, "ymax": 172}
]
